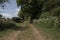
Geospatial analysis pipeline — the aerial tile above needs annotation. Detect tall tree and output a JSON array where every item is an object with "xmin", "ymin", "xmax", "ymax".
[
  {"xmin": 16, "ymin": 0, "xmax": 60, "ymax": 22},
  {"xmin": 16, "ymin": 0, "xmax": 44, "ymax": 22}
]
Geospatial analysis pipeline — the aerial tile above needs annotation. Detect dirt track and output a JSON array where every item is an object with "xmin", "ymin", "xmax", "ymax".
[
  {"xmin": 0, "ymin": 22, "xmax": 52, "ymax": 40},
  {"xmin": 7, "ymin": 31, "xmax": 20, "ymax": 40},
  {"xmin": 28, "ymin": 23, "xmax": 46, "ymax": 40},
  {"xmin": 0, "ymin": 31, "xmax": 20, "ymax": 40}
]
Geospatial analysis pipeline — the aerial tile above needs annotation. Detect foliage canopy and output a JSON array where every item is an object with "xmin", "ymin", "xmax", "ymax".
[{"xmin": 16, "ymin": 0, "xmax": 60, "ymax": 22}]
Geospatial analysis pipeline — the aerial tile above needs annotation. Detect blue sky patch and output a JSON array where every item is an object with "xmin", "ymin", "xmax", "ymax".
[{"xmin": 0, "ymin": 0, "xmax": 21, "ymax": 18}]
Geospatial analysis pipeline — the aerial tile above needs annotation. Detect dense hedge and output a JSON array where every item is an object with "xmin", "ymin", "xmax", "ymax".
[{"xmin": 0, "ymin": 19, "xmax": 17, "ymax": 31}]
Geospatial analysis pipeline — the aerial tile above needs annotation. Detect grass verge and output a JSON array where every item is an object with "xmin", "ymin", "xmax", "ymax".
[{"xmin": 34, "ymin": 22, "xmax": 60, "ymax": 40}]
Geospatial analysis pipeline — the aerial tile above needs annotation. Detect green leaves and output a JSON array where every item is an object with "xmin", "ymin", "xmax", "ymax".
[
  {"xmin": 16, "ymin": 0, "xmax": 60, "ymax": 22},
  {"xmin": 0, "ymin": 0, "xmax": 9, "ymax": 4},
  {"xmin": 51, "ymin": 7, "xmax": 60, "ymax": 16},
  {"xmin": 16, "ymin": 0, "xmax": 44, "ymax": 21},
  {"xmin": 0, "ymin": 0, "xmax": 9, "ymax": 8},
  {"xmin": 16, "ymin": 0, "xmax": 28, "ymax": 6}
]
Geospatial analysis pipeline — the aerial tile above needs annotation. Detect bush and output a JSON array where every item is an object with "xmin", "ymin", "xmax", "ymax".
[
  {"xmin": 0, "ymin": 20, "xmax": 17, "ymax": 31},
  {"xmin": 12, "ymin": 17, "xmax": 24, "ymax": 23},
  {"xmin": 51, "ymin": 7, "xmax": 60, "ymax": 16},
  {"xmin": 38, "ymin": 16, "xmax": 60, "ymax": 28}
]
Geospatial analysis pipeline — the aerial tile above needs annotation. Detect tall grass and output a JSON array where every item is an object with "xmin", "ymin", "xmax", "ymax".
[{"xmin": 34, "ymin": 16, "xmax": 60, "ymax": 40}]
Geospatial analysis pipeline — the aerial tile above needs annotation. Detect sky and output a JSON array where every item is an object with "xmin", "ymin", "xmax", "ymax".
[{"xmin": 0, "ymin": 0, "xmax": 21, "ymax": 18}]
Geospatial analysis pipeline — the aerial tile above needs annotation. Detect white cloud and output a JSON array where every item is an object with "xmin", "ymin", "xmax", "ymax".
[
  {"xmin": 0, "ymin": 8, "xmax": 20, "ymax": 18},
  {"xmin": 16, "ymin": 8, "xmax": 20, "ymax": 12},
  {"xmin": 1, "ymin": 13, "xmax": 13, "ymax": 18},
  {"xmin": 1, "ymin": 12, "xmax": 18, "ymax": 18},
  {"xmin": 0, "ymin": 0, "xmax": 21, "ymax": 18}
]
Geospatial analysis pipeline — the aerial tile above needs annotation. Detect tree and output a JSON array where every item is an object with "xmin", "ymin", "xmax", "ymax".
[
  {"xmin": 16, "ymin": 0, "xmax": 60, "ymax": 23},
  {"xmin": 0, "ymin": 0, "xmax": 9, "ymax": 8},
  {"xmin": 16, "ymin": 0, "xmax": 44, "ymax": 22}
]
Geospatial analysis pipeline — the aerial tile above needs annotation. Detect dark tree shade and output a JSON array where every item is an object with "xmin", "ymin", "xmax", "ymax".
[
  {"xmin": 16, "ymin": 0, "xmax": 44, "ymax": 22},
  {"xmin": 16, "ymin": 0, "xmax": 60, "ymax": 22},
  {"xmin": 0, "ymin": 14, "xmax": 3, "ymax": 18},
  {"xmin": 12, "ymin": 17, "xmax": 24, "ymax": 23}
]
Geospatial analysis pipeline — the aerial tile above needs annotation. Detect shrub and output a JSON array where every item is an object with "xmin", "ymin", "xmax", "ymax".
[
  {"xmin": 12, "ymin": 17, "xmax": 24, "ymax": 23},
  {"xmin": 0, "ymin": 19, "xmax": 17, "ymax": 31}
]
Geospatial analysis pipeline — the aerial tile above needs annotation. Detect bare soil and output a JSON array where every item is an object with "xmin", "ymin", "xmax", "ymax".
[
  {"xmin": 0, "ymin": 31, "xmax": 20, "ymax": 40},
  {"xmin": 28, "ymin": 23, "xmax": 46, "ymax": 40},
  {"xmin": 0, "ymin": 22, "xmax": 52, "ymax": 40}
]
